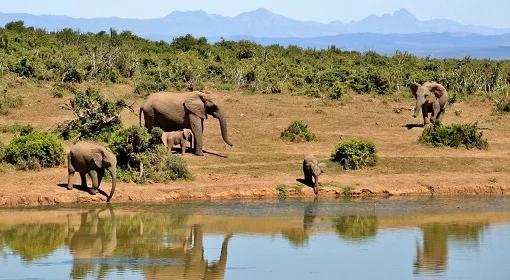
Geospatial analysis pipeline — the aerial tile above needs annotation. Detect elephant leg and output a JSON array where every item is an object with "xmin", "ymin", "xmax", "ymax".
[
  {"xmin": 189, "ymin": 115, "xmax": 204, "ymax": 156},
  {"xmin": 437, "ymin": 108, "xmax": 445, "ymax": 123},
  {"xmin": 313, "ymin": 175, "xmax": 319, "ymax": 195},
  {"xmin": 180, "ymin": 139, "xmax": 187, "ymax": 154},
  {"xmin": 67, "ymin": 158, "xmax": 75, "ymax": 190},
  {"xmin": 303, "ymin": 168, "xmax": 312, "ymax": 185},
  {"xmin": 89, "ymin": 170, "xmax": 99, "ymax": 195},
  {"xmin": 431, "ymin": 101, "xmax": 441, "ymax": 124},
  {"xmin": 98, "ymin": 169, "xmax": 104, "ymax": 187},
  {"xmin": 80, "ymin": 173, "xmax": 88, "ymax": 189},
  {"xmin": 422, "ymin": 107, "xmax": 430, "ymax": 125}
]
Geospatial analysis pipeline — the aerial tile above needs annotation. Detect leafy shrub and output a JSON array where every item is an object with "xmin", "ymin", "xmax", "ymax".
[
  {"xmin": 328, "ymin": 81, "xmax": 348, "ymax": 100},
  {"xmin": 280, "ymin": 121, "xmax": 316, "ymax": 143},
  {"xmin": 58, "ymin": 88, "xmax": 125, "ymax": 140},
  {"xmin": 11, "ymin": 57, "xmax": 35, "ymax": 78},
  {"xmin": 142, "ymin": 146, "xmax": 192, "ymax": 182},
  {"xmin": 4, "ymin": 131, "xmax": 64, "ymax": 170},
  {"xmin": 419, "ymin": 123, "xmax": 488, "ymax": 149},
  {"xmin": 108, "ymin": 126, "xmax": 153, "ymax": 170},
  {"xmin": 494, "ymin": 94, "xmax": 510, "ymax": 113},
  {"xmin": 0, "ymin": 89, "xmax": 23, "ymax": 115},
  {"xmin": 331, "ymin": 139, "xmax": 378, "ymax": 170}
]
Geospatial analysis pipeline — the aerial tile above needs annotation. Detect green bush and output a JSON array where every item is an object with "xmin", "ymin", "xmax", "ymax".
[
  {"xmin": 331, "ymin": 139, "xmax": 378, "ymax": 170},
  {"xmin": 0, "ymin": 124, "xmax": 33, "ymax": 135},
  {"xmin": 109, "ymin": 126, "xmax": 153, "ymax": 170},
  {"xmin": 142, "ymin": 146, "xmax": 192, "ymax": 182},
  {"xmin": 419, "ymin": 123, "xmax": 488, "ymax": 149},
  {"xmin": 3, "ymin": 131, "xmax": 64, "ymax": 170},
  {"xmin": 328, "ymin": 81, "xmax": 348, "ymax": 100},
  {"xmin": 58, "ymin": 88, "xmax": 125, "ymax": 140},
  {"xmin": 280, "ymin": 121, "xmax": 316, "ymax": 142},
  {"xmin": 494, "ymin": 94, "xmax": 510, "ymax": 113}
]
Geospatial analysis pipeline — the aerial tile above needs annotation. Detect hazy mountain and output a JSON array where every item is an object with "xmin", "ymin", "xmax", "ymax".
[
  {"xmin": 227, "ymin": 33, "xmax": 510, "ymax": 59},
  {"xmin": 1, "ymin": 8, "xmax": 509, "ymax": 39}
]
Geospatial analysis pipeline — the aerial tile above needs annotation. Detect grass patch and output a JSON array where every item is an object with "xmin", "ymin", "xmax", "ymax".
[
  {"xmin": 0, "ymin": 124, "xmax": 34, "ymax": 135},
  {"xmin": 280, "ymin": 121, "xmax": 316, "ymax": 143},
  {"xmin": 331, "ymin": 138, "xmax": 378, "ymax": 170},
  {"xmin": 0, "ymin": 89, "xmax": 23, "ymax": 115},
  {"xmin": 276, "ymin": 184, "xmax": 289, "ymax": 199},
  {"xmin": 419, "ymin": 123, "xmax": 488, "ymax": 149}
]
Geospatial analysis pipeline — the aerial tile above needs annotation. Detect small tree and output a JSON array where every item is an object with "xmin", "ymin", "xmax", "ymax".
[
  {"xmin": 331, "ymin": 139, "xmax": 377, "ymax": 170},
  {"xmin": 58, "ymin": 88, "xmax": 126, "ymax": 140},
  {"xmin": 4, "ymin": 131, "xmax": 64, "ymax": 170}
]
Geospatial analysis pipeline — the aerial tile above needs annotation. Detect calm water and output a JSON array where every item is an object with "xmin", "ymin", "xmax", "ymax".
[{"xmin": 1, "ymin": 197, "xmax": 510, "ymax": 280}]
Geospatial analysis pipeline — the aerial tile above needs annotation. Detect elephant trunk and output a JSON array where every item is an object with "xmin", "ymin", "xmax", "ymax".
[
  {"xmin": 107, "ymin": 167, "xmax": 116, "ymax": 203},
  {"xmin": 413, "ymin": 96, "xmax": 424, "ymax": 118},
  {"xmin": 216, "ymin": 110, "xmax": 233, "ymax": 147}
]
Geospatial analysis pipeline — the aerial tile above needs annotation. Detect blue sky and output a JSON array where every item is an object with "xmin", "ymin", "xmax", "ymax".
[{"xmin": 2, "ymin": 0, "xmax": 509, "ymax": 28}]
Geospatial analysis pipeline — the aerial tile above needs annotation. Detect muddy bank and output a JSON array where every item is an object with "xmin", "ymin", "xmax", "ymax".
[{"xmin": 1, "ymin": 167, "xmax": 510, "ymax": 207}]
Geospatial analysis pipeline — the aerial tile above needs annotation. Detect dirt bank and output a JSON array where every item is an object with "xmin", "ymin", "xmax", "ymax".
[{"xmin": 1, "ymin": 84, "xmax": 510, "ymax": 207}]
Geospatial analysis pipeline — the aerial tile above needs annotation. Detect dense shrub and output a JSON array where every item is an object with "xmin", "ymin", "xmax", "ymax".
[
  {"xmin": 0, "ymin": 124, "xmax": 34, "ymax": 135},
  {"xmin": 1, "ymin": 22, "xmax": 509, "ymax": 98},
  {"xmin": 141, "ymin": 146, "xmax": 192, "ymax": 182},
  {"xmin": 58, "ymin": 88, "xmax": 125, "ymax": 140},
  {"xmin": 419, "ymin": 123, "xmax": 488, "ymax": 149},
  {"xmin": 280, "ymin": 121, "xmax": 316, "ymax": 142},
  {"xmin": 3, "ymin": 131, "xmax": 64, "ymax": 170},
  {"xmin": 494, "ymin": 94, "xmax": 510, "ymax": 113},
  {"xmin": 331, "ymin": 139, "xmax": 378, "ymax": 170},
  {"xmin": 109, "ymin": 126, "xmax": 153, "ymax": 170}
]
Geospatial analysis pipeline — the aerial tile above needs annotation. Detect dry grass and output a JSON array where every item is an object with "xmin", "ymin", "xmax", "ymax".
[{"xmin": 2, "ymin": 79, "xmax": 510, "ymax": 200}]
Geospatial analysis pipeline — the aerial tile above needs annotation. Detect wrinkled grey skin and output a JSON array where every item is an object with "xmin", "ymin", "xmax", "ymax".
[
  {"xmin": 161, "ymin": 129, "xmax": 194, "ymax": 154},
  {"xmin": 140, "ymin": 92, "xmax": 233, "ymax": 156},
  {"xmin": 303, "ymin": 154, "xmax": 326, "ymax": 195},
  {"xmin": 411, "ymin": 82, "xmax": 449, "ymax": 125},
  {"xmin": 67, "ymin": 142, "xmax": 117, "ymax": 202}
]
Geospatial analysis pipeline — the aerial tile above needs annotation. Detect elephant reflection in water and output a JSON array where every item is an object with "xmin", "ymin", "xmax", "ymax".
[
  {"xmin": 67, "ymin": 207, "xmax": 117, "ymax": 279},
  {"xmin": 414, "ymin": 223, "xmax": 488, "ymax": 275},
  {"xmin": 281, "ymin": 199, "xmax": 318, "ymax": 248},
  {"xmin": 66, "ymin": 207, "xmax": 232, "ymax": 280},
  {"xmin": 143, "ymin": 226, "xmax": 233, "ymax": 280}
]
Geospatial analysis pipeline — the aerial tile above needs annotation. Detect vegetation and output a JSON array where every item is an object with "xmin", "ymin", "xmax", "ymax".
[
  {"xmin": 276, "ymin": 184, "xmax": 289, "ymax": 199},
  {"xmin": 419, "ymin": 123, "xmax": 488, "ymax": 149},
  {"xmin": 280, "ymin": 121, "xmax": 316, "ymax": 142},
  {"xmin": 58, "ymin": 87, "xmax": 126, "ymax": 141},
  {"xmin": 1, "ymin": 21, "xmax": 509, "ymax": 100},
  {"xmin": 331, "ymin": 139, "xmax": 378, "ymax": 170},
  {"xmin": 0, "ymin": 124, "xmax": 34, "ymax": 135},
  {"xmin": 334, "ymin": 216, "xmax": 378, "ymax": 241},
  {"xmin": 3, "ymin": 131, "xmax": 64, "ymax": 170},
  {"xmin": 109, "ymin": 126, "xmax": 191, "ymax": 183}
]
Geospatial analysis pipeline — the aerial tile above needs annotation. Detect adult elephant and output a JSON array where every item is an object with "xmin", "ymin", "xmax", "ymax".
[
  {"xmin": 411, "ymin": 82, "xmax": 449, "ymax": 125},
  {"xmin": 140, "ymin": 92, "xmax": 233, "ymax": 156}
]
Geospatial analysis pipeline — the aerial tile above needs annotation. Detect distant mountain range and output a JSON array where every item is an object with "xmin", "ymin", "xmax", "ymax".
[{"xmin": 1, "ymin": 8, "xmax": 510, "ymax": 59}]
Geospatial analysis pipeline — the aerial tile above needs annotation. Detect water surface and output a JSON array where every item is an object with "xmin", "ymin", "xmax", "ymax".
[{"xmin": 1, "ymin": 197, "xmax": 510, "ymax": 280}]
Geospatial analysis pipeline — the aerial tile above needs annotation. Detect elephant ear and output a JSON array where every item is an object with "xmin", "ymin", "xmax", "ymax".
[
  {"xmin": 410, "ymin": 83, "xmax": 421, "ymax": 98},
  {"xmin": 92, "ymin": 151, "xmax": 103, "ymax": 169},
  {"xmin": 429, "ymin": 83, "xmax": 446, "ymax": 99},
  {"xmin": 318, "ymin": 162, "xmax": 327, "ymax": 173},
  {"xmin": 184, "ymin": 95, "xmax": 206, "ymax": 119}
]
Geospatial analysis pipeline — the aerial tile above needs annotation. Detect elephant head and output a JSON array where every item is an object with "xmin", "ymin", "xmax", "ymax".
[
  {"xmin": 93, "ymin": 148, "xmax": 117, "ymax": 202},
  {"xmin": 411, "ymin": 82, "xmax": 447, "ymax": 120},
  {"xmin": 184, "ymin": 93, "xmax": 233, "ymax": 147}
]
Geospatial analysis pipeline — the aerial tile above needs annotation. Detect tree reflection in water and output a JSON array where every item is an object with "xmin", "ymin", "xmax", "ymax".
[
  {"xmin": 333, "ymin": 216, "xmax": 378, "ymax": 242},
  {"xmin": 414, "ymin": 222, "xmax": 488, "ymax": 275}
]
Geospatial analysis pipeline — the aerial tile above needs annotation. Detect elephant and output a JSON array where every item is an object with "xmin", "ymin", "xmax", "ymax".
[
  {"xmin": 140, "ymin": 92, "xmax": 233, "ymax": 156},
  {"xmin": 161, "ymin": 129, "xmax": 194, "ymax": 154},
  {"xmin": 303, "ymin": 154, "xmax": 326, "ymax": 195},
  {"xmin": 411, "ymin": 82, "xmax": 449, "ymax": 125},
  {"xmin": 67, "ymin": 142, "xmax": 117, "ymax": 202}
]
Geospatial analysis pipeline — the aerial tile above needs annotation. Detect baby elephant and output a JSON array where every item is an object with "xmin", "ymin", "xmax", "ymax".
[
  {"xmin": 303, "ymin": 154, "xmax": 326, "ymax": 195},
  {"xmin": 161, "ymin": 129, "xmax": 194, "ymax": 154},
  {"xmin": 67, "ymin": 141, "xmax": 117, "ymax": 202}
]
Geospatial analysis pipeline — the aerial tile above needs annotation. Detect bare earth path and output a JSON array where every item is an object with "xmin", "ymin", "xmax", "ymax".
[{"xmin": 1, "ymin": 83, "xmax": 510, "ymax": 207}]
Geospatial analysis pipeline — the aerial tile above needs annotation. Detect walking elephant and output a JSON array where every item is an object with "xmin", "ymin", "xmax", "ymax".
[
  {"xmin": 411, "ymin": 82, "xmax": 449, "ymax": 125},
  {"xmin": 303, "ymin": 154, "xmax": 326, "ymax": 195},
  {"xmin": 161, "ymin": 129, "xmax": 194, "ymax": 154},
  {"xmin": 67, "ymin": 142, "xmax": 117, "ymax": 202},
  {"xmin": 140, "ymin": 92, "xmax": 233, "ymax": 156}
]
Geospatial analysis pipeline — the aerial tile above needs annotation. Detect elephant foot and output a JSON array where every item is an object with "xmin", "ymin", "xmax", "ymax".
[
  {"xmin": 194, "ymin": 150, "xmax": 204, "ymax": 156},
  {"xmin": 90, "ymin": 188, "xmax": 98, "ymax": 195},
  {"xmin": 66, "ymin": 185, "xmax": 73, "ymax": 190}
]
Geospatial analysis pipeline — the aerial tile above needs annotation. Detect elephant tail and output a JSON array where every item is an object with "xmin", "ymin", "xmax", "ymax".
[{"xmin": 139, "ymin": 107, "xmax": 144, "ymax": 127}]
